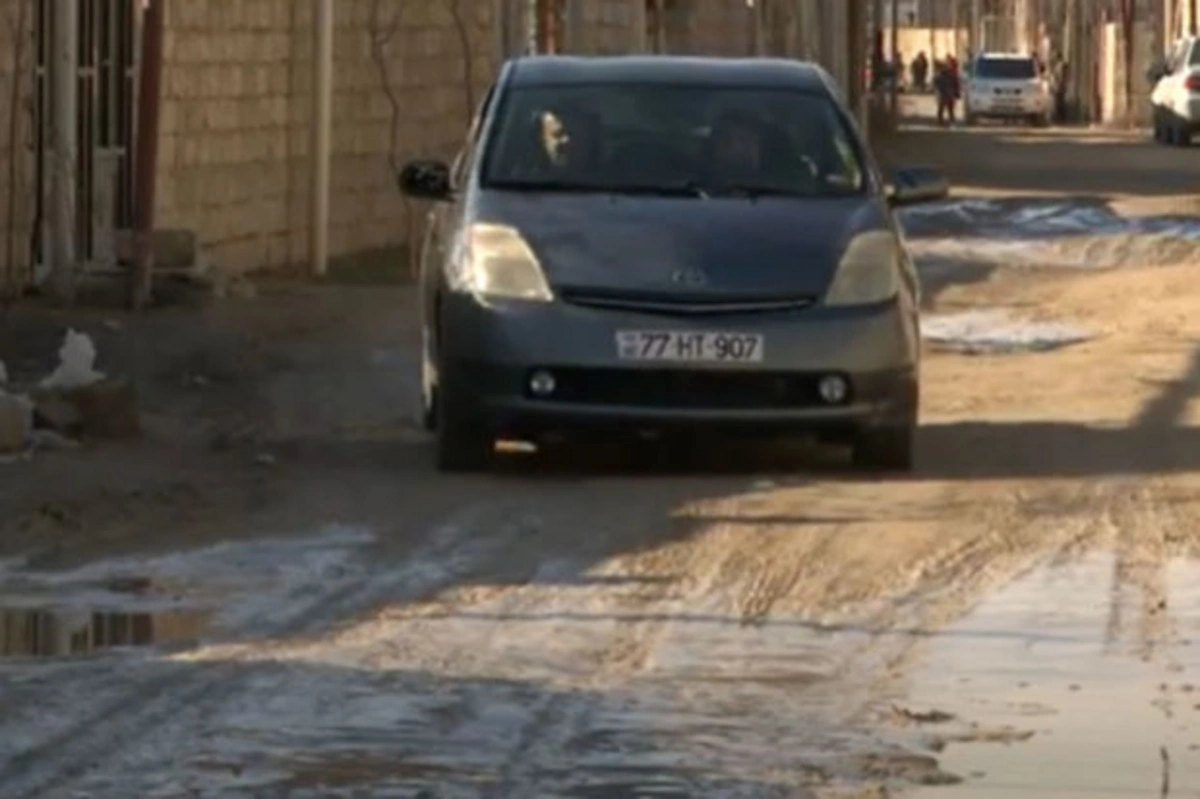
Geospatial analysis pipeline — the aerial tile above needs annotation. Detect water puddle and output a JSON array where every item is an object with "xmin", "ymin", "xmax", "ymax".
[
  {"xmin": 922, "ymin": 310, "xmax": 1094, "ymax": 354},
  {"xmin": 897, "ymin": 551, "xmax": 1200, "ymax": 798},
  {"xmin": 0, "ymin": 605, "xmax": 210, "ymax": 658},
  {"xmin": 899, "ymin": 196, "xmax": 1200, "ymax": 270}
]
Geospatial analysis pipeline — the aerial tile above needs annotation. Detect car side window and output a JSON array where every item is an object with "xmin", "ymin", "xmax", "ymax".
[
  {"xmin": 451, "ymin": 85, "xmax": 497, "ymax": 188},
  {"xmin": 1188, "ymin": 40, "xmax": 1200, "ymax": 67},
  {"xmin": 1168, "ymin": 41, "xmax": 1189, "ymax": 73}
]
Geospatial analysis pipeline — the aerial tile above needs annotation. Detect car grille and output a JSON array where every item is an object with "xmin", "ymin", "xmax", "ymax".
[
  {"xmin": 527, "ymin": 367, "xmax": 849, "ymax": 409},
  {"xmin": 558, "ymin": 288, "xmax": 816, "ymax": 316}
]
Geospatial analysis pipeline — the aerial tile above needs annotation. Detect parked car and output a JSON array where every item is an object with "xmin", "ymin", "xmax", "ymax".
[
  {"xmin": 1149, "ymin": 36, "xmax": 1200, "ymax": 146},
  {"xmin": 398, "ymin": 56, "xmax": 949, "ymax": 473},
  {"xmin": 963, "ymin": 52, "xmax": 1051, "ymax": 126}
]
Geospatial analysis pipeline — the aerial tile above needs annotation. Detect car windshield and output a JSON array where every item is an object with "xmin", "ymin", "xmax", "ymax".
[
  {"xmin": 480, "ymin": 83, "xmax": 867, "ymax": 198},
  {"xmin": 974, "ymin": 58, "xmax": 1038, "ymax": 80}
]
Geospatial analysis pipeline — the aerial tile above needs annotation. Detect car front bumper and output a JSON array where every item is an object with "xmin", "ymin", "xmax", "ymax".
[
  {"xmin": 437, "ymin": 292, "xmax": 920, "ymax": 439},
  {"xmin": 967, "ymin": 95, "xmax": 1049, "ymax": 117}
]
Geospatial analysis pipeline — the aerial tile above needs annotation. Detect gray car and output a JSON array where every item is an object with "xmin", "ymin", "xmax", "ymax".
[{"xmin": 399, "ymin": 56, "xmax": 948, "ymax": 473}]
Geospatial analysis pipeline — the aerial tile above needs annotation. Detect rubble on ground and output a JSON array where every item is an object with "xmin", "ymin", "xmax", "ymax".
[{"xmin": 1, "ymin": 329, "xmax": 141, "ymax": 461}]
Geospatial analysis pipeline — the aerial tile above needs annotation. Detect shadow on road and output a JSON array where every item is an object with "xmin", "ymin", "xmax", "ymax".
[
  {"xmin": 879, "ymin": 125, "xmax": 1200, "ymax": 197},
  {"xmin": 0, "ymin": 658, "xmax": 824, "ymax": 799}
]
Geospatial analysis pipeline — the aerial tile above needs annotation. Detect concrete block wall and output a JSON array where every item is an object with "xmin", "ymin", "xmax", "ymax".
[
  {"xmin": 574, "ymin": 0, "xmax": 638, "ymax": 54},
  {"xmin": 0, "ymin": 0, "xmax": 34, "ymax": 290},
  {"xmin": 156, "ymin": 0, "xmax": 496, "ymax": 274},
  {"xmin": 677, "ymin": 0, "xmax": 753, "ymax": 56}
]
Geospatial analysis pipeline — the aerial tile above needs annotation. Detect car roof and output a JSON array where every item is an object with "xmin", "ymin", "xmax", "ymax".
[
  {"xmin": 976, "ymin": 52, "xmax": 1035, "ymax": 60},
  {"xmin": 507, "ymin": 56, "xmax": 830, "ymax": 91}
]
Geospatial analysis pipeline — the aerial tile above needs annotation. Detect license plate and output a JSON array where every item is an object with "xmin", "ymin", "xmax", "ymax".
[{"xmin": 616, "ymin": 330, "xmax": 764, "ymax": 363}]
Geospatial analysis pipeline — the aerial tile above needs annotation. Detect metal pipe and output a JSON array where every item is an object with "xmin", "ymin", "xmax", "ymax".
[
  {"xmin": 130, "ymin": 0, "xmax": 164, "ymax": 309},
  {"xmin": 630, "ymin": 0, "xmax": 647, "ymax": 52},
  {"xmin": 311, "ymin": 0, "xmax": 332, "ymax": 278},
  {"xmin": 50, "ymin": 0, "xmax": 78, "ymax": 305}
]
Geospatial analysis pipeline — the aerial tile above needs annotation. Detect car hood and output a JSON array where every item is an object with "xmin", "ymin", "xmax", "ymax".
[{"xmin": 474, "ymin": 192, "xmax": 892, "ymax": 299}]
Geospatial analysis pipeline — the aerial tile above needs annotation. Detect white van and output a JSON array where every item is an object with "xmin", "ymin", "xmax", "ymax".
[{"xmin": 963, "ymin": 53, "xmax": 1051, "ymax": 126}]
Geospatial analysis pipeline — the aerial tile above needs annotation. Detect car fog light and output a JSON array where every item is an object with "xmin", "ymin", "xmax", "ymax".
[
  {"xmin": 529, "ymin": 369, "xmax": 556, "ymax": 397},
  {"xmin": 818, "ymin": 375, "xmax": 848, "ymax": 404}
]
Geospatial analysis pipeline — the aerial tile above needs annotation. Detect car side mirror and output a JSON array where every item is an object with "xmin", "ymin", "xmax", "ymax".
[
  {"xmin": 888, "ymin": 165, "xmax": 949, "ymax": 207},
  {"xmin": 398, "ymin": 159, "xmax": 454, "ymax": 201}
]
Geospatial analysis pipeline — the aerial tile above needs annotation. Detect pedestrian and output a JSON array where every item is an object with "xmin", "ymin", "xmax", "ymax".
[
  {"xmin": 893, "ymin": 51, "xmax": 905, "ymax": 91},
  {"xmin": 933, "ymin": 59, "xmax": 959, "ymax": 126},
  {"xmin": 912, "ymin": 51, "xmax": 929, "ymax": 92},
  {"xmin": 1051, "ymin": 52, "xmax": 1069, "ymax": 123}
]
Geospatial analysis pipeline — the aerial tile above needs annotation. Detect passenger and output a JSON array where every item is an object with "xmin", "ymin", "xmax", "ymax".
[{"xmin": 709, "ymin": 111, "xmax": 768, "ymax": 183}]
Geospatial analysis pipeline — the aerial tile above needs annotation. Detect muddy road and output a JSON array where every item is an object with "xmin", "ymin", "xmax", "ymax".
[{"xmin": 4, "ymin": 128, "xmax": 1200, "ymax": 797}]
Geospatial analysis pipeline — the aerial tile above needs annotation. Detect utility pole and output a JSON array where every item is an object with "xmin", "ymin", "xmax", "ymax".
[
  {"xmin": 847, "ymin": 0, "xmax": 866, "ymax": 135},
  {"xmin": 970, "ymin": 0, "xmax": 981, "ymax": 56},
  {"xmin": 310, "ymin": 0, "xmax": 332, "ymax": 278},
  {"xmin": 49, "ymin": 0, "xmax": 78, "ymax": 305},
  {"xmin": 130, "ymin": 0, "xmax": 165, "ymax": 310},
  {"xmin": 890, "ymin": 0, "xmax": 900, "ymax": 124}
]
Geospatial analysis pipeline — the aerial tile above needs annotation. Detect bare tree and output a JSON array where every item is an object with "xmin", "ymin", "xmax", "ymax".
[
  {"xmin": 367, "ymin": 0, "xmax": 421, "ymax": 277},
  {"xmin": 2, "ymin": 0, "xmax": 30, "ymax": 310},
  {"xmin": 444, "ymin": 0, "xmax": 476, "ymax": 124}
]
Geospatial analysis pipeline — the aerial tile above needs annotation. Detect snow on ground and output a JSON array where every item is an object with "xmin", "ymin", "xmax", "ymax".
[
  {"xmin": 899, "ymin": 197, "xmax": 1200, "ymax": 270},
  {"xmin": 922, "ymin": 309, "xmax": 1094, "ymax": 354}
]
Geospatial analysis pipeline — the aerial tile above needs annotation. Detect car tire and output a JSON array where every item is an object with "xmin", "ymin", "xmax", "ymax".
[
  {"xmin": 852, "ymin": 426, "xmax": 915, "ymax": 473},
  {"xmin": 435, "ymin": 400, "xmax": 494, "ymax": 472},
  {"xmin": 1178, "ymin": 121, "xmax": 1194, "ymax": 147}
]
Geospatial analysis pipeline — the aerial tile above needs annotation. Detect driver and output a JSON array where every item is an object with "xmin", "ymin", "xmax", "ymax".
[
  {"xmin": 534, "ymin": 106, "xmax": 599, "ymax": 177},
  {"xmin": 708, "ymin": 110, "xmax": 769, "ymax": 184}
]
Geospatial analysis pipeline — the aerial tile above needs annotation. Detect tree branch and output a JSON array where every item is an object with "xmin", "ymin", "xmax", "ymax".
[
  {"xmin": 368, "ymin": 0, "xmax": 403, "ymax": 172},
  {"xmin": 444, "ymin": 0, "xmax": 475, "ymax": 124}
]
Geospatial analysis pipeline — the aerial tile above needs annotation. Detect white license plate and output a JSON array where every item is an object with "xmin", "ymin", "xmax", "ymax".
[{"xmin": 615, "ymin": 330, "xmax": 764, "ymax": 363}]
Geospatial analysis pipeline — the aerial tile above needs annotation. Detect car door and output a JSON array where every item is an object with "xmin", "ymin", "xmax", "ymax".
[{"xmin": 419, "ymin": 84, "xmax": 497, "ymax": 329}]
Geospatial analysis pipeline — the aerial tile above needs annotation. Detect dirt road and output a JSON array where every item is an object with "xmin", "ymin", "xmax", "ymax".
[{"xmin": 3, "ymin": 126, "xmax": 1200, "ymax": 797}]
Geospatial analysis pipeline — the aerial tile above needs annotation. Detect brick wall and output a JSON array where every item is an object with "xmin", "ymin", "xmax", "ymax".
[
  {"xmin": 0, "ymin": 0, "xmax": 33, "ymax": 292},
  {"xmin": 156, "ymin": 0, "xmax": 497, "ymax": 274}
]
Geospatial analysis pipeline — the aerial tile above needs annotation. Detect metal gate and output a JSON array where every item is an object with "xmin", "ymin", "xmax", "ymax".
[{"xmin": 33, "ymin": 0, "xmax": 136, "ymax": 271}]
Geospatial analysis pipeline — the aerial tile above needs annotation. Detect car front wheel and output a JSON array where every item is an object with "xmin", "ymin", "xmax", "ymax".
[
  {"xmin": 852, "ymin": 426, "xmax": 915, "ymax": 473},
  {"xmin": 435, "ymin": 394, "xmax": 494, "ymax": 472}
]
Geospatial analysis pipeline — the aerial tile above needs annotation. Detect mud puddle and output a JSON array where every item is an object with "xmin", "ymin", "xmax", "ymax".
[
  {"xmin": 0, "ymin": 605, "xmax": 210, "ymax": 658},
  {"xmin": 895, "ymin": 551, "xmax": 1200, "ymax": 798}
]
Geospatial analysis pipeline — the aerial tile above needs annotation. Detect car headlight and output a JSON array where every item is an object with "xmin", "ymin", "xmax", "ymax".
[
  {"xmin": 450, "ymin": 223, "xmax": 553, "ymax": 302},
  {"xmin": 823, "ymin": 230, "xmax": 901, "ymax": 307}
]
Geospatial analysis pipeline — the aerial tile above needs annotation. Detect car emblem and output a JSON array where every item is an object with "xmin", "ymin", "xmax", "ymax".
[{"xmin": 670, "ymin": 267, "xmax": 708, "ymax": 287}]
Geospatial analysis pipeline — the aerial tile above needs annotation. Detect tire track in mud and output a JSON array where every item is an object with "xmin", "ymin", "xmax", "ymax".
[
  {"xmin": 480, "ymin": 484, "xmax": 1072, "ymax": 796},
  {"xmin": 478, "ymin": 520, "xmax": 754, "ymax": 797},
  {"xmin": 0, "ymin": 503, "xmax": 538, "ymax": 799}
]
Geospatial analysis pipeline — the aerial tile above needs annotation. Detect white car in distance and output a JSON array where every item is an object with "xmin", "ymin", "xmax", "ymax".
[
  {"xmin": 964, "ymin": 53, "xmax": 1051, "ymax": 126},
  {"xmin": 1148, "ymin": 36, "xmax": 1200, "ymax": 146}
]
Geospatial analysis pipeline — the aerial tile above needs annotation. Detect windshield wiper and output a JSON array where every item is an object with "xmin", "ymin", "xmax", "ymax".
[
  {"xmin": 486, "ymin": 179, "xmax": 708, "ymax": 198},
  {"xmin": 709, "ymin": 184, "xmax": 812, "ymax": 199}
]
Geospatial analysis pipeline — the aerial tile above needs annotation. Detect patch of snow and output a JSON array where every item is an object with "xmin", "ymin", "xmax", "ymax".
[
  {"xmin": 0, "ymin": 525, "xmax": 376, "ymax": 634},
  {"xmin": 898, "ymin": 196, "xmax": 1200, "ymax": 271},
  {"xmin": 922, "ymin": 310, "xmax": 1094, "ymax": 354},
  {"xmin": 40, "ymin": 329, "xmax": 105, "ymax": 390}
]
